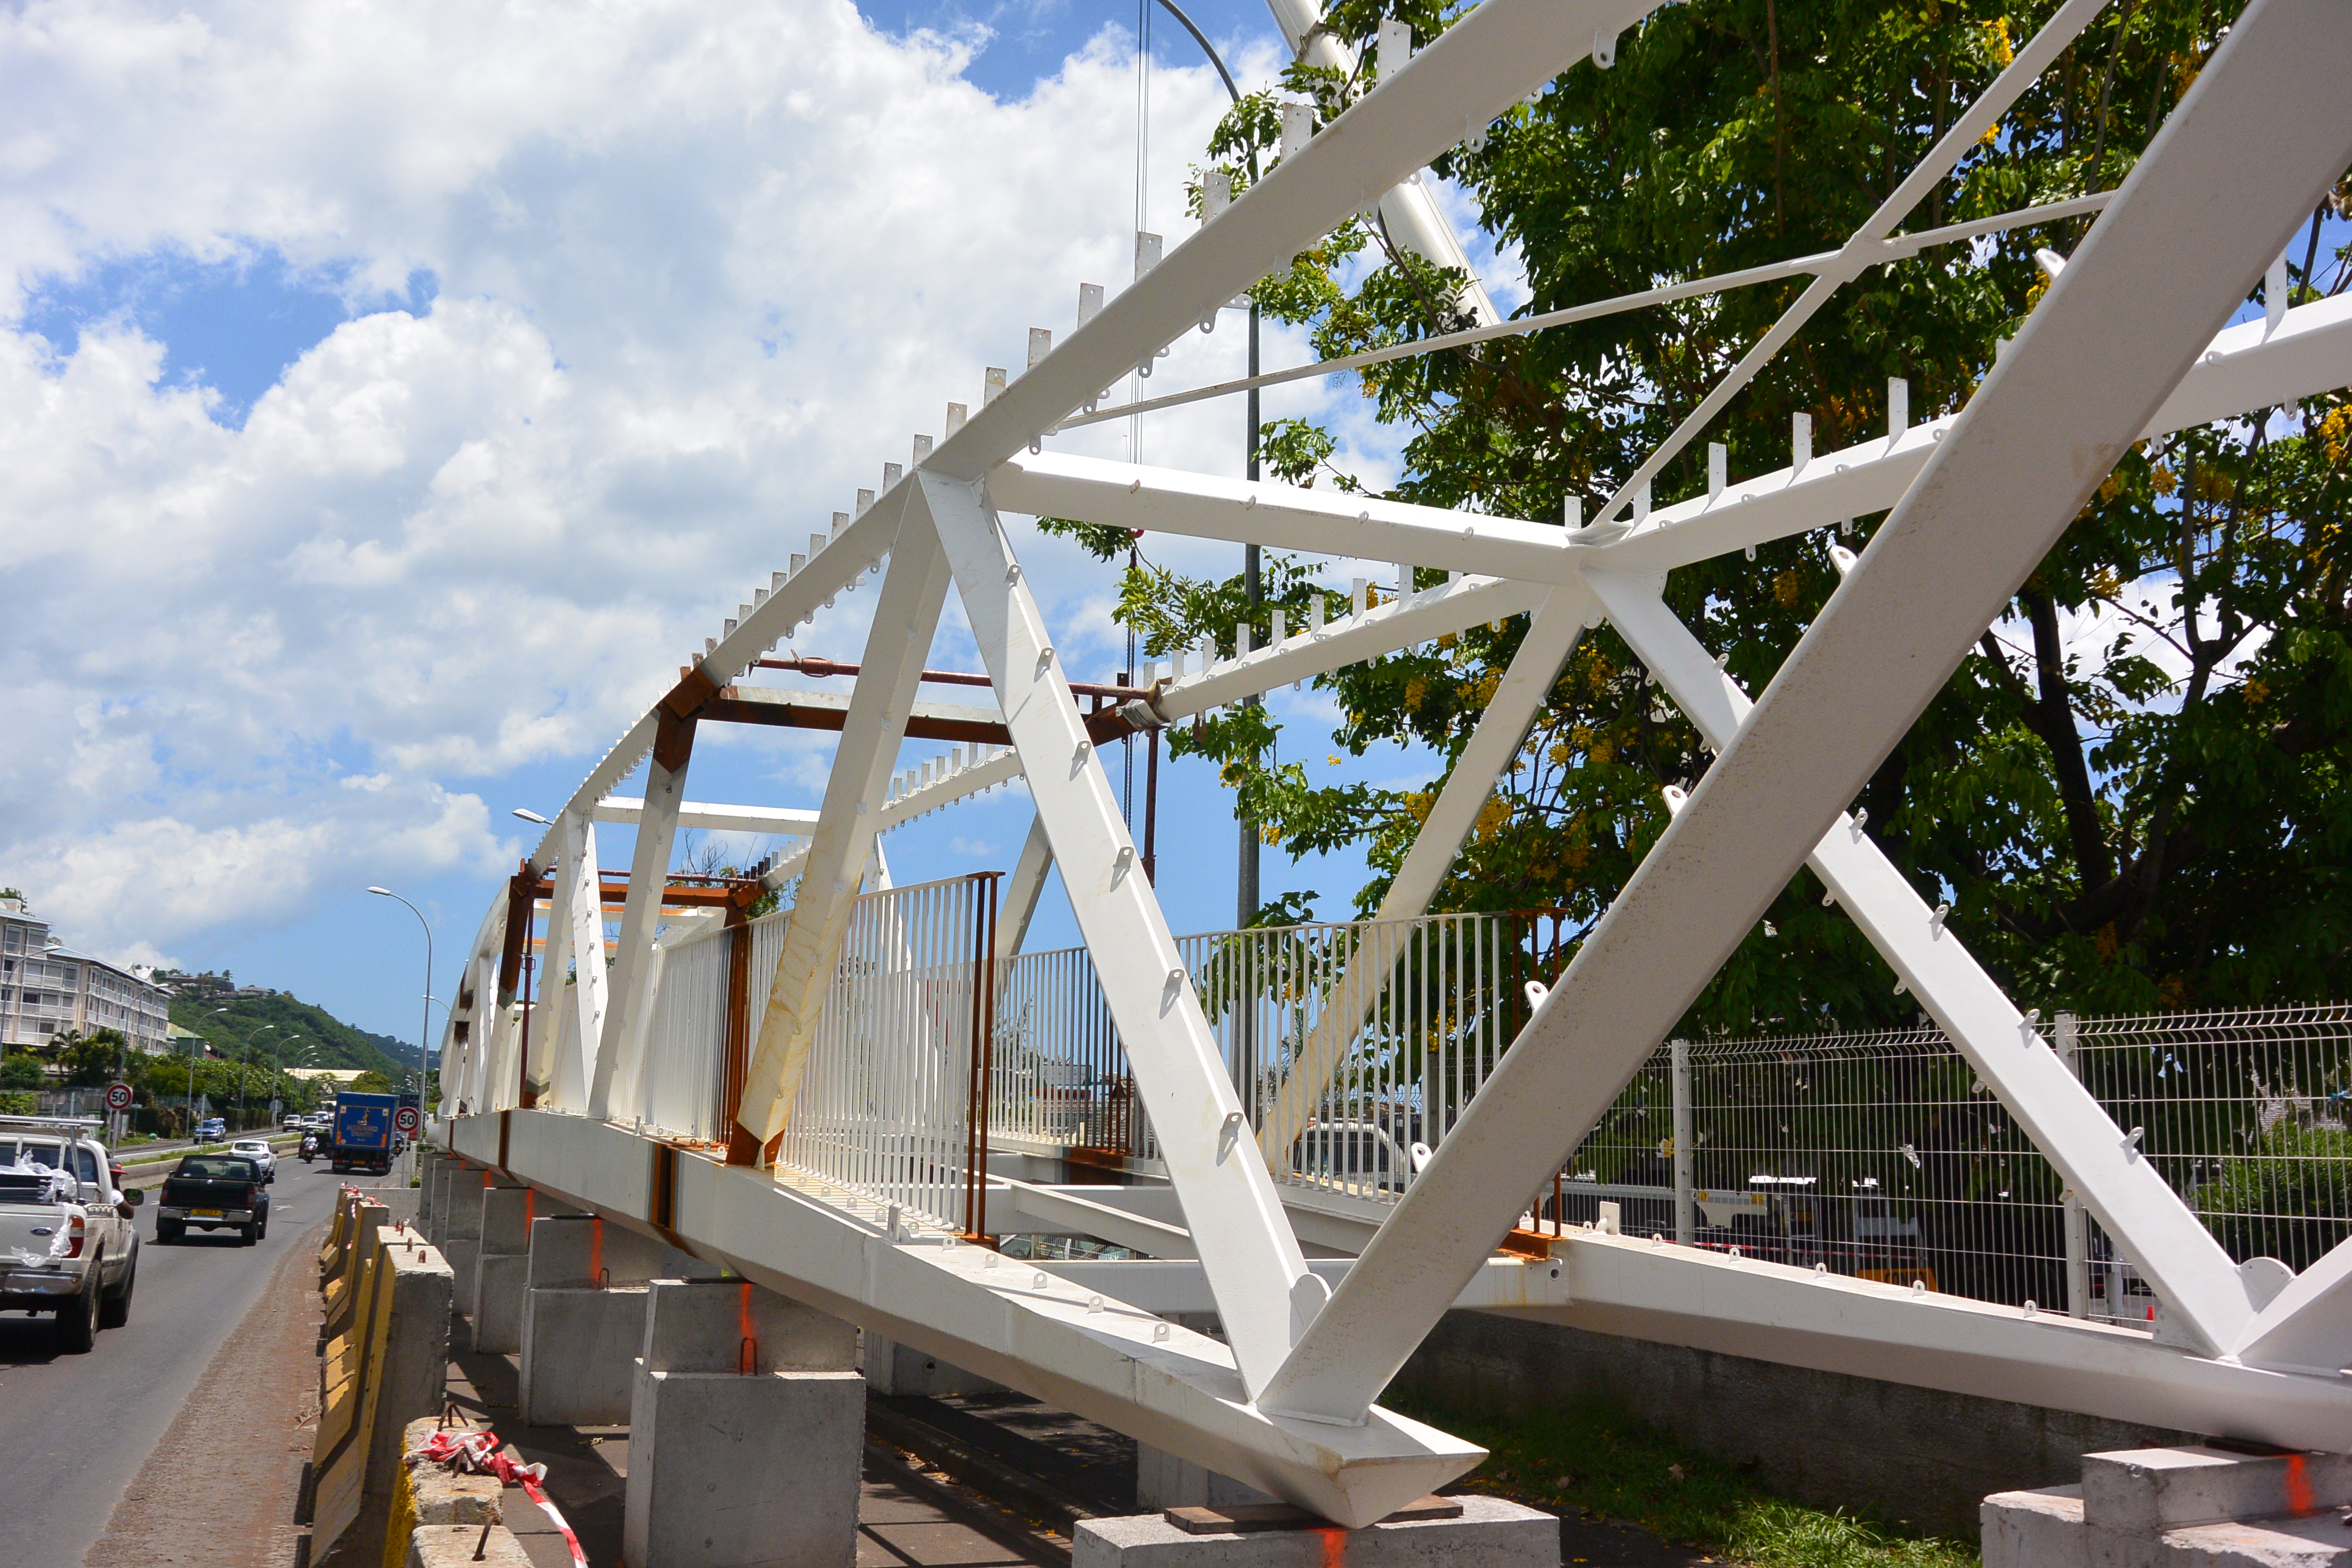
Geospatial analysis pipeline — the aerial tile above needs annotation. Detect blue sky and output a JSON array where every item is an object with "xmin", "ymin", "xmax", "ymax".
[{"xmin": 0, "ymin": 0, "xmax": 1451, "ymax": 1049}]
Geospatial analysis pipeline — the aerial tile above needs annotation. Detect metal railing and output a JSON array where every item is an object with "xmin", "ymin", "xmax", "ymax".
[
  {"xmin": 992, "ymin": 914, "xmax": 2350, "ymax": 1318},
  {"xmin": 773, "ymin": 873, "xmax": 998, "ymax": 1236},
  {"xmin": 990, "ymin": 911, "xmax": 1575, "ymax": 1194}
]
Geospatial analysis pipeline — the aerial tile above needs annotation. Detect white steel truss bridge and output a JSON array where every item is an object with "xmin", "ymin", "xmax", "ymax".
[{"xmin": 430, "ymin": 0, "xmax": 2352, "ymax": 1529}]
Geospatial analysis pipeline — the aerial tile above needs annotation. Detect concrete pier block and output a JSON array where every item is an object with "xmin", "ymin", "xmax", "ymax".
[
  {"xmin": 864, "ymin": 1333, "xmax": 1006, "ymax": 1395},
  {"xmin": 1983, "ymin": 1486, "xmax": 2087, "ymax": 1568},
  {"xmin": 1073, "ymin": 1496, "xmax": 1557, "ymax": 1568},
  {"xmin": 1984, "ymin": 1448, "xmax": 2352, "ymax": 1568},
  {"xmin": 518, "ymin": 1285, "xmax": 650, "ymax": 1426},
  {"xmin": 1136, "ymin": 1443, "xmax": 1274, "ymax": 1510},
  {"xmin": 469, "ymin": 1185, "xmax": 548, "ymax": 1353},
  {"xmin": 622, "ymin": 1281, "xmax": 864, "ymax": 1567},
  {"xmin": 472, "ymin": 1253, "xmax": 531, "ymax": 1354}
]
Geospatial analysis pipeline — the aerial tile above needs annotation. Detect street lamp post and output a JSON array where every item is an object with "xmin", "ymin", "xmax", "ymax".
[
  {"xmin": 1144, "ymin": 0, "xmax": 1263, "ymax": 928},
  {"xmin": 368, "ymin": 887, "xmax": 434, "ymax": 1178},
  {"xmin": 238, "ymin": 1023, "xmax": 276, "ymax": 1132}
]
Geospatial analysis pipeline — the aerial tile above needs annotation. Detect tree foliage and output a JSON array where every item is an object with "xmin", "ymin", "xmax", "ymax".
[{"xmin": 1100, "ymin": 0, "xmax": 2352, "ymax": 1031}]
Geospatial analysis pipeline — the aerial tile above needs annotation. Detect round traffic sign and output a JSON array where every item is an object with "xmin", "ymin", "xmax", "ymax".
[
  {"xmin": 394, "ymin": 1106, "xmax": 422, "ymax": 1135},
  {"xmin": 104, "ymin": 1082, "xmax": 133, "ymax": 1112}
]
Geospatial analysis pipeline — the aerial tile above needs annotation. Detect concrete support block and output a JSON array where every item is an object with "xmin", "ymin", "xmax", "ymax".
[
  {"xmin": 1984, "ymin": 1449, "xmax": 2352, "ymax": 1568},
  {"xmin": 2160, "ymin": 1513, "xmax": 2352, "ymax": 1568},
  {"xmin": 445, "ymin": 1238, "xmax": 483, "ymax": 1315},
  {"xmin": 425, "ymin": 1159, "xmax": 468, "ymax": 1247},
  {"xmin": 640, "ymin": 1278, "xmax": 857, "ymax": 1373},
  {"xmin": 518, "ymin": 1286, "xmax": 650, "ymax": 1426},
  {"xmin": 623, "ymin": 1369, "xmax": 865, "ymax": 1567},
  {"xmin": 480, "ymin": 1185, "xmax": 534, "ymax": 1255},
  {"xmin": 1073, "ymin": 1496, "xmax": 1558, "ymax": 1568},
  {"xmin": 1984, "ymin": 1486, "xmax": 2088, "ymax": 1568},
  {"xmin": 2083, "ymin": 1450, "xmax": 2352, "ymax": 1536},
  {"xmin": 620, "ymin": 1281, "xmax": 866, "ymax": 1566},
  {"xmin": 1136, "ymin": 1443, "xmax": 1274, "ymax": 1510},
  {"xmin": 864, "ymin": 1333, "xmax": 1006, "ymax": 1395},
  {"xmin": 524, "ymin": 1213, "xmax": 692, "ymax": 1292},
  {"xmin": 471, "ymin": 1253, "xmax": 532, "ymax": 1354}
]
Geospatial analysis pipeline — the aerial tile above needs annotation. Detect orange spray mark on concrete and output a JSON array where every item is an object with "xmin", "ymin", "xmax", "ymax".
[
  {"xmin": 740, "ymin": 1282, "xmax": 757, "ymax": 1373},
  {"xmin": 590, "ymin": 1217, "xmax": 604, "ymax": 1287},
  {"xmin": 524, "ymin": 1188, "xmax": 535, "ymax": 1224},
  {"xmin": 2287, "ymin": 1454, "xmax": 2316, "ymax": 1514},
  {"xmin": 483, "ymin": 1169, "xmax": 494, "ymax": 1188},
  {"xmin": 1319, "ymin": 1527, "xmax": 1346, "ymax": 1568}
]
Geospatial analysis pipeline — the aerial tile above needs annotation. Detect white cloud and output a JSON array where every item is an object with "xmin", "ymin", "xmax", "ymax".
[{"xmin": 1, "ymin": 0, "xmax": 1337, "ymax": 955}]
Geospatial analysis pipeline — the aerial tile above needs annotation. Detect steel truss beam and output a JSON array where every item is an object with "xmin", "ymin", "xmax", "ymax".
[
  {"xmin": 998, "ymin": 288, "xmax": 2352, "ymax": 586},
  {"xmin": 1257, "ymin": 0, "xmax": 2352, "ymax": 1423}
]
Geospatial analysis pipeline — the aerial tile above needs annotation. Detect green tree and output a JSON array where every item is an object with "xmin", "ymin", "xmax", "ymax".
[
  {"xmin": 1101, "ymin": 0, "xmax": 2351, "ymax": 1030},
  {"xmin": 350, "ymin": 1071, "xmax": 395, "ymax": 1095}
]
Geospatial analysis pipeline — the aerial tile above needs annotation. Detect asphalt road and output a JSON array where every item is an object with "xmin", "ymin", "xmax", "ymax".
[{"xmin": 0, "ymin": 1156, "xmax": 405, "ymax": 1566}]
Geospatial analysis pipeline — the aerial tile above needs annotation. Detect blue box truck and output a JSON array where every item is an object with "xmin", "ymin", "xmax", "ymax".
[{"xmin": 330, "ymin": 1092, "xmax": 396, "ymax": 1175}]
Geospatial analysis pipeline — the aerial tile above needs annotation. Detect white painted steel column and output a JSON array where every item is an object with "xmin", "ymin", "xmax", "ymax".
[
  {"xmin": 738, "ymin": 530, "xmax": 954, "ymax": 1145},
  {"xmin": 1001, "ymin": 814, "xmax": 1055, "ymax": 954},
  {"xmin": 549, "ymin": 815, "xmax": 607, "ymax": 1111},
  {"xmin": 1259, "ymin": 1, "xmax": 2352, "ymax": 1418},
  {"xmin": 1257, "ymin": 590, "xmax": 1592, "ymax": 1163},
  {"xmin": 590, "ymin": 743, "xmax": 690, "ymax": 1120},
  {"xmin": 919, "ymin": 470, "xmax": 1314, "ymax": 1398},
  {"xmin": 1592, "ymin": 573, "xmax": 2261, "ymax": 1350}
]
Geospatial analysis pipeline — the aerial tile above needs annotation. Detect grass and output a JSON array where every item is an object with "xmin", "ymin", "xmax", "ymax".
[{"xmin": 1384, "ymin": 1390, "xmax": 1978, "ymax": 1568}]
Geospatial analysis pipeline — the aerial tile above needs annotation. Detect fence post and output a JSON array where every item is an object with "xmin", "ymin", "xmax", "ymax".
[
  {"xmin": 1670, "ymin": 1038, "xmax": 1695, "ymax": 1246},
  {"xmin": 2056, "ymin": 1011, "xmax": 2090, "ymax": 1318}
]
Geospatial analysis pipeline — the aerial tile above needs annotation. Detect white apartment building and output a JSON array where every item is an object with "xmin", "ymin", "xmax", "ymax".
[{"xmin": 0, "ymin": 897, "xmax": 173, "ymax": 1055}]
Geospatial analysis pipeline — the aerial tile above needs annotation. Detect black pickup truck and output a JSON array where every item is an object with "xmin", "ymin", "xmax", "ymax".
[{"xmin": 156, "ymin": 1155, "xmax": 271, "ymax": 1245}]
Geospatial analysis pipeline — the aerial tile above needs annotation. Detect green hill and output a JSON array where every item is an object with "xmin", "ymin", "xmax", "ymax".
[{"xmin": 167, "ymin": 984, "xmax": 422, "ymax": 1084}]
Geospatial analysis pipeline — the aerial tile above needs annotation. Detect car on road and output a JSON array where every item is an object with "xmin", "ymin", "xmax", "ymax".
[
  {"xmin": 1, "ymin": 1115, "xmax": 142, "ymax": 1350},
  {"xmin": 228, "ymin": 1137, "xmax": 277, "ymax": 1181},
  {"xmin": 192, "ymin": 1117, "xmax": 227, "ymax": 1143},
  {"xmin": 155, "ymin": 1154, "xmax": 270, "ymax": 1244},
  {"xmin": 282, "ymin": 1114, "xmax": 305, "ymax": 1131}
]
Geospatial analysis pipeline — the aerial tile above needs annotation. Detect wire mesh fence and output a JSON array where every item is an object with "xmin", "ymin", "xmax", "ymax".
[{"xmin": 994, "ymin": 915, "xmax": 2351, "ymax": 1321}]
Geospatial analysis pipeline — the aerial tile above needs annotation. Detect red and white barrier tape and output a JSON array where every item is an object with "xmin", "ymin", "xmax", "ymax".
[{"xmin": 416, "ymin": 1428, "xmax": 587, "ymax": 1566}]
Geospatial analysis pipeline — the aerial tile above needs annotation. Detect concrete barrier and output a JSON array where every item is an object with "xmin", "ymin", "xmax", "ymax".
[
  {"xmin": 307, "ymin": 1228, "xmax": 454, "ymax": 1561},
  {"xmin": 622, "ymin": 1280, "xmax": 863, "ymax": 1568}
]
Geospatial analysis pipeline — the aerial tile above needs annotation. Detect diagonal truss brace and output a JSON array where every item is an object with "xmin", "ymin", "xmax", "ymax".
[
  {"xmin": 1590, "ymin": 572, "xmax": 2269, "ymax": 1353},
  {"xmin": 920, "ymin": 469, "xmax": 1316, "ymax": 1399},
  {"xmin": 738, "ymin": 526, "xmax": 955, "ymax": 1148},
  {"xmin": 1256, "ymin": 588, "xmax": 1596, "ymax": 1163},
  {"xmin": 1253, "ymin": 0, "xmax": 2352, "ymax": 1422}
]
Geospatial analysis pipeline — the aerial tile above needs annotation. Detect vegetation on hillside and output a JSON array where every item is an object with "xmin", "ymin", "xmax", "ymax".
[{"xmin": 170, "ymin": 987, "xmax": 416, "ymax": 1082}]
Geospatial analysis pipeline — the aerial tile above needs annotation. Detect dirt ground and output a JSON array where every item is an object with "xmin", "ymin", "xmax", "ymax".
[{"xmin": 84, "ymin": 1219, "xmax": 324, "ymax": 1568}]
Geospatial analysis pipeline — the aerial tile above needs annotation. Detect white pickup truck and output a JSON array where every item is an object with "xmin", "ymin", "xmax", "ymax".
[{"xmin": 1, "ymin": 1115, "xmax": 143, "ymax": 1351}]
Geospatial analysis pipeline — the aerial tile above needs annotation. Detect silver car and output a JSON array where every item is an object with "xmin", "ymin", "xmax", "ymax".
[{"xmin": 228, "ymin": 1137, "xmax": 276, "ymax": 1181}]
